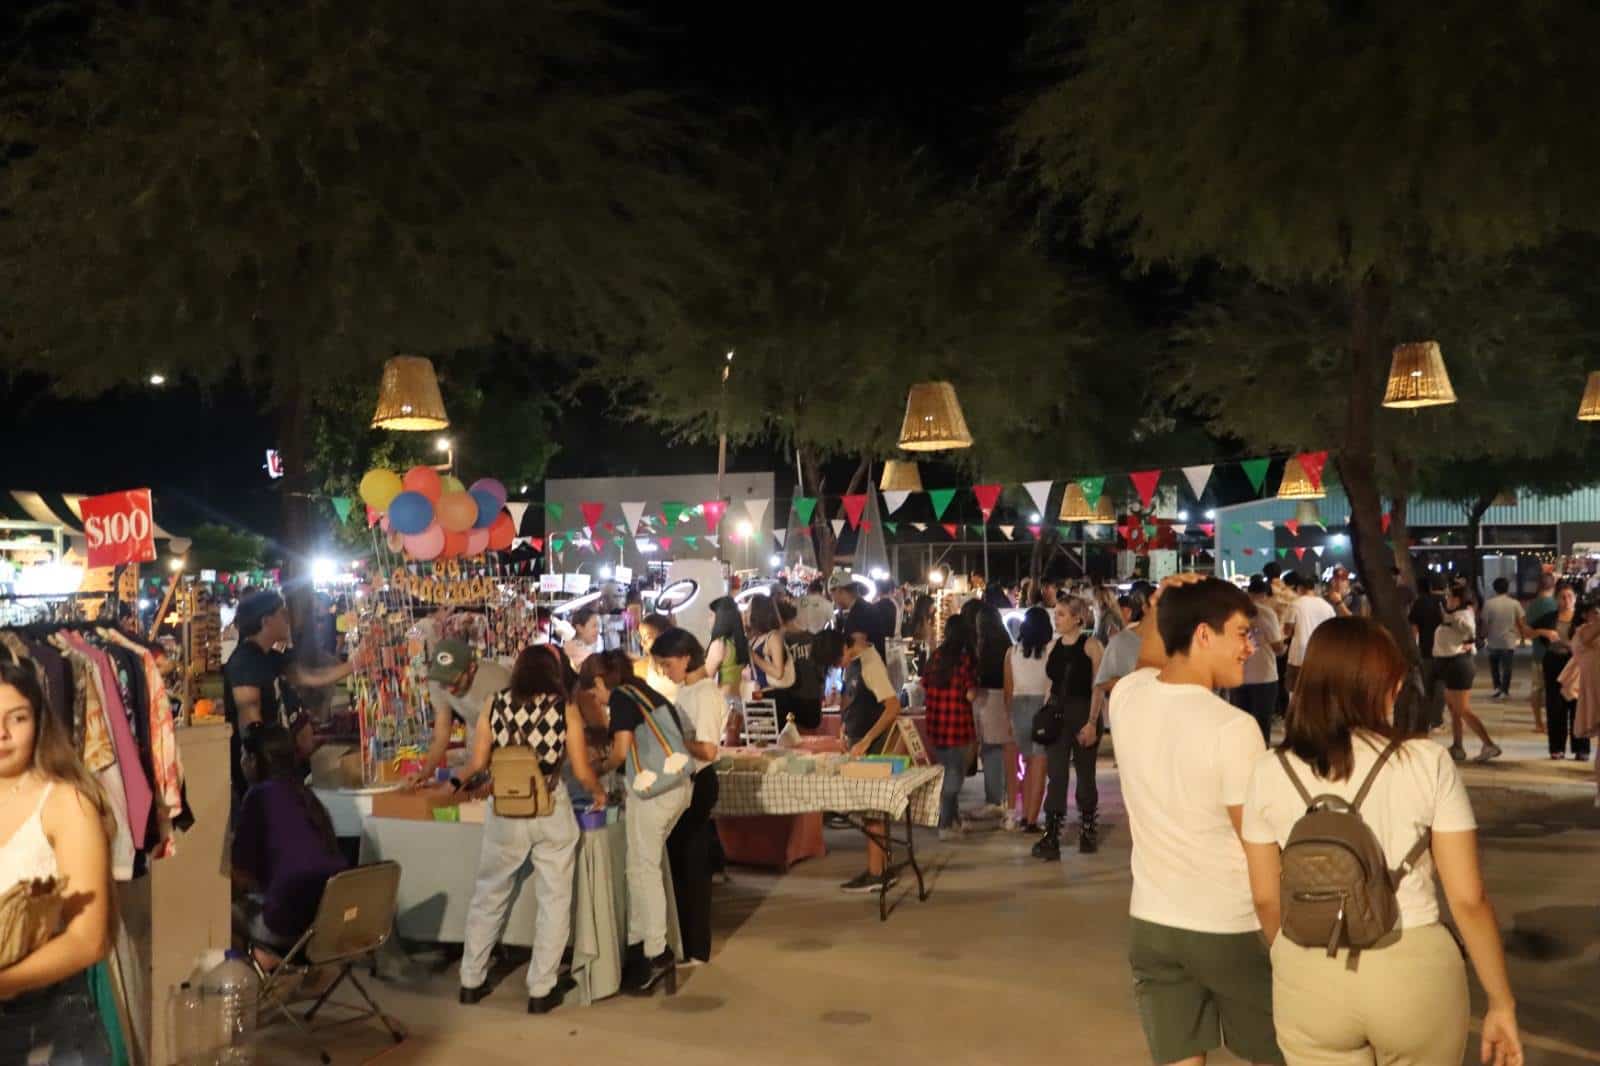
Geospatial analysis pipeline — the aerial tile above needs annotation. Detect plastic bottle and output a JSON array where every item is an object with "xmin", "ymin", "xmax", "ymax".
[
  {"xmin": 201, "ymin": 950, "xmax": 258, "ymax": 1064},
  {"xmin": 169, "ymin": 981, "xmax": 207, "ymax": 1064}
]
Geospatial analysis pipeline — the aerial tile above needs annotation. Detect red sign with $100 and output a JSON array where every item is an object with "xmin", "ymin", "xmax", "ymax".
[{"xmin": 80, "ymin": 489, "xmax": 158, "ymax": 568}]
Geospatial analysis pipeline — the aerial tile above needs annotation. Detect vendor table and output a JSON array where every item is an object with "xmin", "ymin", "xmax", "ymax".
[
  {"xmin": 713, "ymin": 765, "xmax": 943, "ymax": 921},
  {"xmin": 814, "ymin": 712, "xmax": 934, "ymax": 755},
  {"xmin": 315, "ymin": 790, "xmax": 679, "ymax": 1005}
]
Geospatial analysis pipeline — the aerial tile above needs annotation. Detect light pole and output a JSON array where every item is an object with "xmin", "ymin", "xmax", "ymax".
[
  {"xmin": 716, "ymin": 350, "xmax": 732, "ymax": 564},
  {"xmin": 432, "ymin": 436, "xmax": 456, "ymax": 474}
]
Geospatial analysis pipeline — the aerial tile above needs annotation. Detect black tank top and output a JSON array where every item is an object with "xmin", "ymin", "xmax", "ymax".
[{"xmin": 1046, "ymin": 634, "xmax": 1094, "ymax": 706}]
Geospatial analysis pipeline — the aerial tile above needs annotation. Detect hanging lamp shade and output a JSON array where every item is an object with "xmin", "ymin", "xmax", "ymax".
[
  {"xmin": 1058, "ymin": 482, "xmax": 1094, "ymax": 522},
  {"xmin": 879, "ymin": 460, "xmax": 924, "ymax": 492},
  {"xmin": 1277, "ymin": 456, "xmax": 1326, "ymax": 500},
  {"xmin": 1577, "ymin": 371, "xmax": 1600, "ymax": 421},
  {"xmin": 1381, "ymin": 341, "xmax": 1456, "ymax": 409},
  {"xmin": 1294, "ymin": 500, "xmax": 1323, "ymax": 528},
  {"xmin": 371, "ymin": 355, "xmax": 450, "ymax": 431},
  {"xmin": 1088, "ymin": 494, "xmax": 1117, "ymax": 525},
  {"xmin": 896, "ymin": 381, "xmax": 973, "ymax": 451}
]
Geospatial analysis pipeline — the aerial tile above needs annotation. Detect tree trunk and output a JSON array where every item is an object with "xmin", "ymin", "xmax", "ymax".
[
  {"xmin": 798, "ymin": 450, "xmax": 868, "ymax": 578},
  {"xmin": 1388, "ymin": 493, "xmax": 1415, "ymax": 590},
  {"xmin": 1463, "ymin": 493, "xmax": 1495, "ymax": 603},
  {"xmin": 275, "ymin": 376, "xmax": 315, "ymax": 639}
]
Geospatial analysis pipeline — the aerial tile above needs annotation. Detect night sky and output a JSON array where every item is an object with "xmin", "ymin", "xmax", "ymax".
[{"xmin": 2, "ymin": 2, "xmax": 1037, "ymax": 541}]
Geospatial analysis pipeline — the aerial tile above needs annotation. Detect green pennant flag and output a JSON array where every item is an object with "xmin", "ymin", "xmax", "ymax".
[
  {"xmin": 792, "ymin": 497, "xmax": 817, "ymax": 525},
  {"xmin": 1058, "ymin": 524, "xmax": 1072, "ymax": 537},
  {"xmin": 884, "ymin": 521, "xmax": 898, "ymax": 535},
  {"xmin": 331, "ymin": 496, "xmax": 354, "ymax": 523},
  {"xmin": 683, "ymin": 534, "xmax": 699, "ymax": 548},
  {"xmin": 928, "ymin": 488, "xmax": 957, "ymax": 520},
  {"xmin": 1277, "ymin": 547, "xmax": 1290, "ymax": 559},
  {"xmin": 613, "ymin": 535, "xmax": 625, "ymax": 546},
  {"xmin": 1240, "ymin": 458, "xmax": 1271, "ymax": 495},
  {"xmin": 970, "ymin": 524, "xmax": 984, "ymax": 537},
  {"xmin": 1143, "ymin": 522, "xmax": 1158, "ymax": 539},
  {"xmin": 662, "ymin": 501, "xmax": 689, "ymax": 526},
  {"xmin": 1230, "ymin": 523, "xmax": 1244, "ymax": 536},
  {"xmin": 550, "ymin": 533, "xmax": 566, "ymax": 552},
  {"xmin": 1079, "ymin": 476, "xmax": 1106, "ymax": 508},
  {"xmin": 545, "ymin": 501, "xmax": 565, "ymax": 524}
]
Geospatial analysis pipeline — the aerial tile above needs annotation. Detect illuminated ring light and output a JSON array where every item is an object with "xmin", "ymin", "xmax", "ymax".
[
  {"xmin": 653, "ymin": 578, "xmax": 700, "ymax": 614},
  {"xmin": 848, "ymin": 573, "xmax": 877, "ymax": 602},
  {"xmin": 551, "ymin": 589, "xmax": 603, "ymax": 617},
  {"xmin": 733, "ymin": 580, "xmax": 777, "ymax": 607}
]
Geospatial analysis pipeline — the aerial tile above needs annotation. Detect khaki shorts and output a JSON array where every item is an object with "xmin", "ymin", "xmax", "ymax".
[{"xmin": 1129, "ymin": 918, "xmax": 1284, "ymax": 1065}]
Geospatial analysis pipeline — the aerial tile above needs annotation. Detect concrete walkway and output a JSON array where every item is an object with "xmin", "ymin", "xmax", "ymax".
[{"xmin": 277, "ymin": 662, "xmax": 1599, "ymax": 1066}]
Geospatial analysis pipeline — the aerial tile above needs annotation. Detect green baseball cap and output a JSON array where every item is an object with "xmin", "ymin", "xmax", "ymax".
[{"xmin": 428, "ymin": 639, "xmax": 475, "ymax": 685}]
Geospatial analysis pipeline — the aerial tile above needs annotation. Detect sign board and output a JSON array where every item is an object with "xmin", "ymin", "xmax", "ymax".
[
  {"xmin": 563, "ymin": 572, "xmax": 592, "ymax": 594},
  {"xmin": 613, "ymin": 565, "xmax": 633, "ymax": 584},
  {"xmin": 538, "ymin": 573, "xmax": 564, "ymax": 594},
  {"xmin": 79, "ymin": 489, "xmax": 157, "ymax": 568}
]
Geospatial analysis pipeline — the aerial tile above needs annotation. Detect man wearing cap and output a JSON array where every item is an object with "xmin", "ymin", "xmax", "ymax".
[
  {"xmin": 408, "ymin": 639, "xmax": 512, "ymax": 787},
  {"xmin": 223, "ymin": 591, "xmax": 353, "ymax": 796},
  {"xmin": 829, "ymin": 571, "xmax": 886, "ymax": 659}
]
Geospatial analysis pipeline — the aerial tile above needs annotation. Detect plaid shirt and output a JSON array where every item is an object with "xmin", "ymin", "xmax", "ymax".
[{"xmin": 923, "ymin": 651, "xmax": 978, "ymax": 748}]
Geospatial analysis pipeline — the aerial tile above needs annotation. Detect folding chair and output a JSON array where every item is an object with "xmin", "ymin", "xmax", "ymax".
[{"xmin": 248, "ymin": 861, "xmax": 406, "ymax": 1065}]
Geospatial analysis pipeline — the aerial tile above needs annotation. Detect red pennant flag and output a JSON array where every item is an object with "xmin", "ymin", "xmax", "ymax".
[
  {"xmin": 580, "ymin": 501, "xmax": 606, "ymax": 533},
  {"xmin": 702, "ymin": 500, "xmax": 728, "ymax": 532},
  {"xmin": 1296, "ymin": 451, "xmax": 1329, "ymax": 490},
  {"xmin": 1027, "ymin": 524, "xmax": 1042, "ymax": 538},
  {"xmin": 529, "ymin": 537, "xmax": 544, "ymax": 553},
  {"xmin": 1284, "ymin": 519, "xmax": 1300, "ymax": 537},
  {"xmin": 860, "ymin": 520, "xmax": 874, "ymax": 533},
  {"xmin": 1381, "ymin": 513, "xmax": 1392, "ymax": 534},
  {"xmin": 972, "ymin": 483, "xmax": 1003, "ymax": 521},
  {"xmin": 366, "ymin": 505, "xmax": 381, "ymax": 528},
  {"xmin": 1243, "ymin": 547, "xmax": 1255, "ymax": 556},
  {"xmin": 1199, "ymin": 523, "xmax": 1215, "ymax": 538},
  {"xmin": 601, "ymin": 520, "xmax": 615, "ymax": 533},
  {"xmin": 841, "ymin": 494, "xmax": 868, "ymax": 528},
  {"xmin": 657, "ymin": 536, "xmax": 672, "ymax": 552},
  {"xmin": 1294, "ymin": 547, "xmax": 1307, "ymax": 560},
  {"xmin": 942, "ymin": 522, "xmax": 958, "ymax": 538},
  {"xmin": 1129, "ymin": 470, "xmax": 1162, "ymax": 509}
]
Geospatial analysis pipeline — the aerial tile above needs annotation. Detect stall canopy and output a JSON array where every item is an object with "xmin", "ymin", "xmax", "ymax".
[{"xmin": 0, "ymin": 490, "xmax": 188, "ymax": 552}]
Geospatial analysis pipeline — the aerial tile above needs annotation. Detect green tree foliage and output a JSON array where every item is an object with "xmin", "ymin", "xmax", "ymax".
[{"xmin": 186, "ymin": 521, "xmax": 266, "ymax": 573}]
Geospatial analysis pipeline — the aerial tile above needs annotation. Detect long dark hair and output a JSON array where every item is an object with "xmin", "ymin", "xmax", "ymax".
[
  {"xmin": 1018, "ymin": 607, "xmax": 1053, "ymax": 659},
  {"xmin": 923, "ymin": 617, "xmax": 975, "ymax": 689},
  {"xmin": 708, "ymin": 595, "xmax": 750, "ymax": 664},
  {"xmin": 747, "ymin": 594, "xmax": 781, "ymax": 638},
  {"xmin": 973, "ymin": 602, "xmax": 1012, "ymax": 678},
  {"xmin": 510, "ymin": 644, "xmax": 565, "ymax": 704},
  {"xmin": 1283, "ymin": 618, "xmax": 1411, "ymax": 782},
  {"xmin": 0, "ymin": 659, "xmax": 115, "ymax": 843},
  {"xmin": 907, "ymin": 594, "xmax": 934, "ymax": 639},
  {"xmin": 243, "ymin": 722, "xmax": 339, "ymax": 855}
]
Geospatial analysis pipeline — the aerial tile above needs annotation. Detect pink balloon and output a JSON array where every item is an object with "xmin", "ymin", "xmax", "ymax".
[
  {"xmin": 380, "ymin": 511, "xmax": 392, "ymax": 533},
  {"xmin": 464, "ymin": 527, "xmax": 490, "ymax": 557},
  {"xmin": 403, "ymin": 522, "xmax": 446, "ymax": 561},
  {"xmin": 385, "ymin": 530, "xmax": 406, "ymax": 553}
]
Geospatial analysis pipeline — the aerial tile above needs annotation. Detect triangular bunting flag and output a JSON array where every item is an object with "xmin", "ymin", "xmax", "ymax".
[
  {"xmin": 1171, "ymin": 524, "xmax": 1187, "ymax": 535},
  {"xmin": 1381, "ymin": 513, "xmax": 1392, "ymax": 534},
  {"xmin": 1181, "ymin": 465, "xmax": 1214, "ymax": 501},
  {"xmin": 706, "ymin": 535, "xmax": 719, "ymax": 548},
  {"xmin": 621, "ymin": 501, "xmax": 646, "ymax": 535},
  {"xmin": 998, "ymin": 524, "xmax": 1015, "ymax": 540},
  {"xmin": 883, "ymin": 490, "xmax": 911, "ymax": 514},
  {"xmin": 1057, "ymin": 524, "xmax": 1072, "ymax": 537},
  {"xmin": 1129, "ymin": 470, "xmax": 1162, "ymax": 509},
  {"xmin": 1023, "ymin": 480, "xmax": 1053, "ymax": 517},
  {"xmin": 1028, "ymin": 524, "xmax": 1043, "ymax": 538},
  {"xmin": 1312, "ymin": 546, "xmax": 1325, "ymax": 557},
  {"xmin": 1243, "ymin": 548, "xmax": 1255, "ymax": 556},
  {"xmin": 941, "ymin": 522, "xmax": 958, "ymax": 538},
  {"xmin": 1276, "ymin": 548, "xmax": 1289, "ymax": 559},
  {"xmin": 745, "ymin": 497, "xmax": 770, "ymax": 528},
  {"xmin": 366, "ymin": 504, "xmax": 380, "ymax": 528},
  {"xmin": 772, "ymin": 530, "xmax": 785, "ymax": 547},
  {"xmin": 545, "ymin": 502, "xmax": 565, "ymax": 524},
  {"xmin": 1143, "ymin": 522, "xmax": 1159, "ymax": 539},
  {"xmin": 841, "ymin": 494, "xmax": 868, "ymax": 528},
  {"xmin": 529, "ymin": 537, "xmax": 544, "ymax": 553},
  {"xmin": 1079, "ymin": 476, "xmax": 1106, "ymax": 508},
  {"xmin": 860, "ymin": 521, "xmax": 873, "ymax": 533},
  {"xmin": 702, "ymin": 500, "xmax": 728, "ymax": 532},
  {"xmin": 883, "ymin": 522, "xmax": 898, "ymax": 536},
  {"xmin": 831, "ymin": 518, "xmax": 845, "ymax": 538},
  {"xmin": 973, "ymin": 484, "xmax": 1003, "ymax": 521},
  {"xmin": 1296, "ymin": 451, "xmax": 1329, "ymax": 491},
  {"xmin": 1284, "ymin": 519, "xmax": 1300, "ymax": 537},
  {"xmin": 550, "ymin": 533, "xmax": 566, "ymax": 552},
  {"xmin": 662, "ymin": 501, "xmax": 689, "ymax": 526},
  {"xmin": 1294, "ymin": 547, "xmax": 1307, "ymax": 560},
  {"xmin": 658, "ymin": 536, "xmax": 673, "ymax": 551},
  {"xmin": 1200, "ymin": 523, "xmax": 1215, "ymax": 537},
  {"xmin": 912, "ymin": 522, "xmax": 928, "ymax": 532},
  {"xmin": 331, "ymin": 496, "xmax": 354, "ymax": 523},
  {"xmin": 580, "ymin": 501, "xmax": 606, "ymax": 533},
  {"xmin": 928, "ymin": 488, "xmax": 957, "ymax": 520},
  {"xmin": 506, "ymin": 501, "xmax": 530, "ymax": 534},
  {"xmin": 1230, "ymin": 523, "xmax": 1244, "ymax": 535},
  {"xmin": 793, "ymin": 497, "xmax": 818, "ymax": 525},
  {"xmin": 1240, "ymin": 458, "xmax": 1271, "ymax": 495},
  {"xmin": 1257, "ymin": 520, "xmax": 1274, "ymax": 531},
  {"xmin": 683, "ymin": 535, "xmax": 698, "ymax": 548}
]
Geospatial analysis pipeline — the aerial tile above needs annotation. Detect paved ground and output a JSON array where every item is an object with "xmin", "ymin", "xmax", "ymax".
[{"xmin": 274, "ymin": 662, "xmax": 1599, "ymax": 1066}]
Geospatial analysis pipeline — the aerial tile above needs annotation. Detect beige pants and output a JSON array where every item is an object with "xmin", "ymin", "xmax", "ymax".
[{"xmin": 1270, "ymin": 923, "xmax": 1468, "ymax": 1065}]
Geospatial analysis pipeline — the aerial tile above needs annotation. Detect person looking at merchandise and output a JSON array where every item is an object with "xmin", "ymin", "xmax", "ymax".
[
  {"xmin": 407, "ymin": 639, "xmax": 511, "ymax": 788},
  {"xmin": 563, "ymin": 608, "xmax": 603, "ymax": 670}
]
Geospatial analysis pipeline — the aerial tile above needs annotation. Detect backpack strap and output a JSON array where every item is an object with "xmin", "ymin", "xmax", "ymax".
[
  {"xmin": 1390, "ymin": 827, "xmax": 1433, "ymax": 887},
  {"xmin": 1275, "ymin": 750, "xmax": 1315, "ymax": 808},
  {"xmin": 616, "ymin": 682, "xmax": 680, "ymax": 755},
  {"xmin": 1349, "ymin": 737, "xmax": 1404, "ymax": 814}
]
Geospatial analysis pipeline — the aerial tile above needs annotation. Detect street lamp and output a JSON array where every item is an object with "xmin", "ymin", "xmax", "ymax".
[
  {"xmin": 148, "ymin": 373, "xmax": 166, "ymax": 386},
  {"xmin": 433, "ymin": 437, "xmax": 455, "ymax": 474}
]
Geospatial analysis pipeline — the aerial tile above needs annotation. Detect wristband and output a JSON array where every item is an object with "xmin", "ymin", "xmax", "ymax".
[{"xmin": 448, "ymin": 776, "xmax": 463, "ymax": 792}]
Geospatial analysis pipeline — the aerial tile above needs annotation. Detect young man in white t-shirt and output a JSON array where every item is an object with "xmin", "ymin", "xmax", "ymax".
[
  {"xmin": 1113, "ymin": 575, "xmax": 1283, "ymax": 1066},
  {"xmin": 1284, "ymin": 576, "xmax": 1336, "ymax": 693}
]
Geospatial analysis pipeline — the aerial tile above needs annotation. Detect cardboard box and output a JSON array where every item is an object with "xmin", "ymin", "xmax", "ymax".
[
  {"xmin": 310, "ymin": 746, "xmax": 359, "ymax": 790},
  {"xmin": 369, "ymin": 787, "xmax": 458, "ymax": 821},
  {"xmin": 841, "ymin": 760, "xmax": 895, "ymax": 780}
]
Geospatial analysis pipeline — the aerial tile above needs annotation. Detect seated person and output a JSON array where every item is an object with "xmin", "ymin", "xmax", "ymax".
[{"xmin": 232, "ymin": 723, "xmax": 349, "ymax": 966}]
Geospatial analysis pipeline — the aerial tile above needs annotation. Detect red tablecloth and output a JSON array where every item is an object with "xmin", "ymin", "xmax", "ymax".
[{"xmin": 716, "ymin": 811, "xmax": 827, "ymax": 871}]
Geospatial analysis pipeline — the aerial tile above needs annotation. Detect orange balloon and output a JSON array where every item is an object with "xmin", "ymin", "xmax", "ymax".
[
  {"xmin": 488, "ymin": 511, "xmax": 515, "ymax": 551},
  {"xmin": 441, "ymin": 530, "xmax": 469, "ymax": 558},
  {"xmin": 437, "ymin": 490, "xmax": 478, "ymax": 533},
  {"xmin": 403, "ymin": 465, "xmax": 443, "ymax": 504}
]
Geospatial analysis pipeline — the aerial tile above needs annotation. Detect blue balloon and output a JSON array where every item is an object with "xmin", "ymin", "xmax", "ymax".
[
  {"xmin": 469, "ymin": 488, "xmax": 499, "ymax": 530},
  {"xmin": 388, "ymin": 491, "xmax": 435, "ymax": 535}
]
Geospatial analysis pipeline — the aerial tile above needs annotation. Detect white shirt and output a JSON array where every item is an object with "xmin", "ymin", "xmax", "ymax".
[
  {"xmin": 1110, "ymin": 668, "xmax": 1267, "ymax": 933},
  {"xmin": 1243, "ymin": 734, "xmax": 1476, "ymax": 929},
  {"xmin": 1481, "ymin": 595, "xmax": 1525, "ymax": 651},
  {"xmin": 1242, "ymin": 603, "xmax": 1283, "ymax": 685},
  {"xmin": 1006, "ymin": 644, "xmax": 1053, "ymax": 697},
  {"xmin": 797, "ymin": 594, "xmax": 834, "ymax": 634},
  {"xmin": 675, "ymin": 677, "xmax": 727, "ymax": 772},
  {"xmin": 1287, "ymin": 595, "xmax": 1336, "ymax": 666},
  {"xmin": 1433, "ymin": 607, "xmax": 1476, "ymax": 658}
]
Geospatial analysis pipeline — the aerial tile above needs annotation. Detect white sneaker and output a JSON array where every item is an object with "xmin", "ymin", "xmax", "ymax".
[{"xmin": 1001, "ymin": 813, "xmax": 1021, "ymax": 833}]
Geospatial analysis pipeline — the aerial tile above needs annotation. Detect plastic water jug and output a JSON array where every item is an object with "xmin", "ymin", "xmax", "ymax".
[
  {"xmin": 202, "ymin": 950, "xmax": 258, "ymax": 1063},
  {"xmin": 168, "ymin": 981, "xmax": 208, "ymax": 1064}
]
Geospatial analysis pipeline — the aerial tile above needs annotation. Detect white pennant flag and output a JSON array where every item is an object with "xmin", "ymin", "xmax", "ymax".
[
  {"xmin": 998, "ymin": 524, "xmax": 1015, "ymax": 540},
  {"xmin": 1171, "ymin": 523, "xmax": 1188, "ymax": 535},
  {"xmin": 505, "ymin": 501, "xmax": 530, "ymax": 535},
  {"xmin": 831, "ymin": 518, "xmax": 845, "ymax": 538},
  {"xmin": 883, "ymin": 490, "xmax": 911, "ymax": 514},
  {"xmin": 1181, "ymin": 465, "xmax": 1214, "ymax": 501},
  {"xmin": 1312, "ymin": 546, "xmax": 1325, "ymax": 557},
  {"xmin": 911, "ymin": 522, "xmax": 928, "ymax": 532},
  {"xmin": 620, "ymin": 501, "xmax": 646, "ymax": 535},
  {"xmin": 1257, "ymin": 520, "xmax": 1274, "ymax": 531},
  {"xmin": 1023, "ymin": 480, "xmax": 1053, "ymax": 517},
  {"xmin": 773, "ymin": 529, "xmax": 786, "ymax": 547},
  {"xmin": 635, "ymin": 537, "xmax": 651, "ymax": 553},
  {"xmin": 745, "ymin": 497, "xmax": 770, "ymax": 528},
  {"xmin": 706, "ymin": 534, "xmax": 719, "ymax": 549}
]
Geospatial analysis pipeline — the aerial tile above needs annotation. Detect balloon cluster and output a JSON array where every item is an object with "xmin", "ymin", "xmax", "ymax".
[{"xmin": 358, "ymin": 466, "xmax": 516, "ymax": 562}]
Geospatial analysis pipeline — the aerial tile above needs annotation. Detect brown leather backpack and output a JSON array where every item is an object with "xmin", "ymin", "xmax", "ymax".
[
  {"xmin": 491, "ymin": 746, "xmax": 553, "ymax": 818},
  {"xmin": 1277, "ymin": 738, "xmax": 1431, "ymax": 956}
]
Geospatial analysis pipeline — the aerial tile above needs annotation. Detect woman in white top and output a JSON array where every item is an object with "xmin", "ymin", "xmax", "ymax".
[
  {"xmin": 0, "ymin": 660, "xmax": 116, "ymax": 1063},
  {"xmin": 563, "ymin": 608, "xmax": 603, "ymax": 671},
  {"xmin": 1242, "ymin": 618, "xmax": 1521, "ymax": 1066},
  {"xmin": 651, "ymin": 629, "xmax": 726, "ymax": 967},
  {"xmin": 1436, "ymin": 581, "xmax": 1500, "ymax": 763},
  {"xmin": 1003, "ymin": 607, "xmax": 1056, "ymax": 831}
]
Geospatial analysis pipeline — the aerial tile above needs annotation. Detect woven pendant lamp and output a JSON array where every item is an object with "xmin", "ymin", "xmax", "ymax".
[
  {"xmin": 371, "ymin": 355, "xmax": 450, "ymax": 431},
  {"xmin": 1277, "ymin": 456, "xmax": 1325, "ymax": 500},
  {"xmin": 1577, "ymin": 372, "xmax": 1600, "ymax": 421},
  {"xmin": 1294, "ymin": 500, "xmax": 1323, "ymax": 528},
  {"xmin": 1088, "ymin": 494, "xmax": 1117, "ymax": 524},
  {"xmin": 897, "ymin": 381, "xmax": 974, "ymax": 451},
  {"xmin": 1058, "ymin": 482, "xmax": 1094, "ymax": 522},
  {"xmin": 879, "ymin": 460, "xmax": 924, "ymax": 492},
  {"xmin": 1382, "ymin": 341, "xmax": 1457, "ymax": 409}
]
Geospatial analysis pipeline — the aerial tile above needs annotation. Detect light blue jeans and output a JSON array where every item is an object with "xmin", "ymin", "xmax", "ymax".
[{"xmin": 933, "ymin": 746, "xmax": 968, "ymax": 828}]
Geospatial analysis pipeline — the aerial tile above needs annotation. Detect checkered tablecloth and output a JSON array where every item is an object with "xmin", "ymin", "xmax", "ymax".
[{"xmin": 714, "ymin": 765, "xmax": 944, "ymax": 828}]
